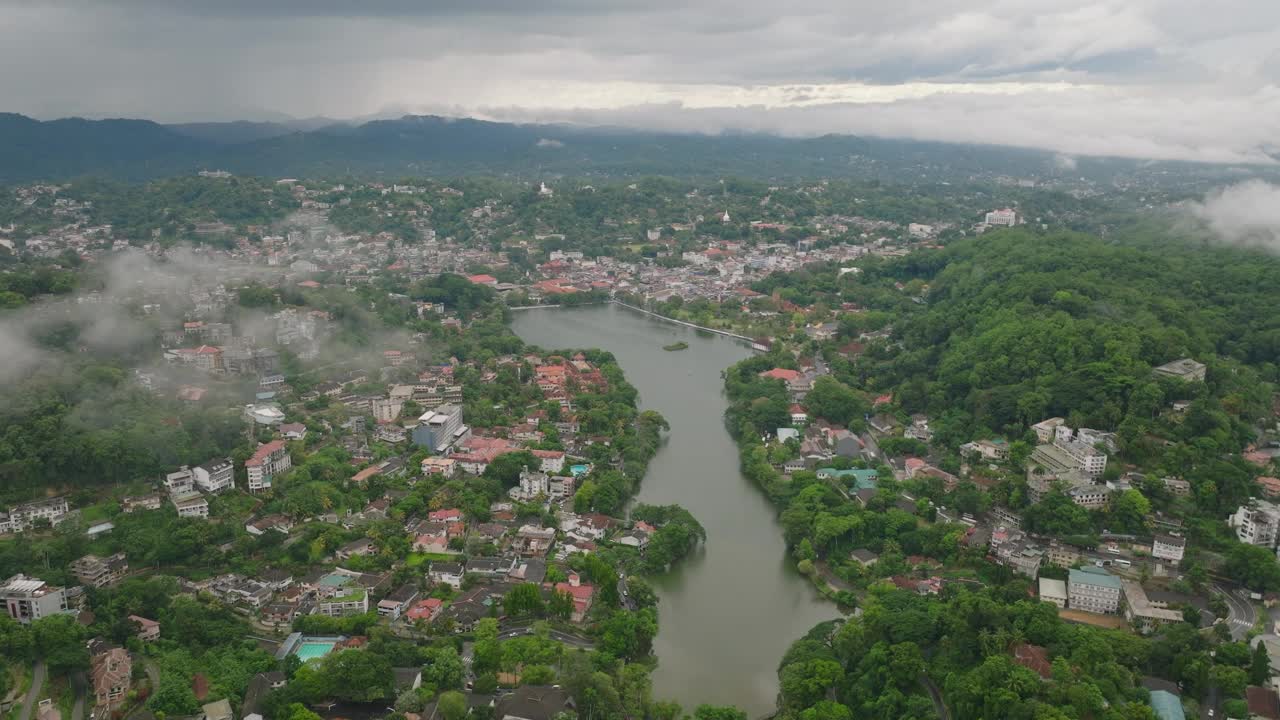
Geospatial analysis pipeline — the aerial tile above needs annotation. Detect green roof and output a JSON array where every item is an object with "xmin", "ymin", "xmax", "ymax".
[
  {"xmin": 1148, "ymin": 690, "xmax": 1185, "ymax": 720},
  {"xmin": 817, "ymin": 468, "xmax": 879, "ymax": 490},
  {"xmin": 1069, "ymin": 566, "xmax": 1122, "ymax": 590}
]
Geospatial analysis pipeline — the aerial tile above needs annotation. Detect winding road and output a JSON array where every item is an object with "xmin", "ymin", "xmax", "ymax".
[
  {"xmin": 919, "ymin": 675, "xmax": 949, "ymax": 720},
  {"xmin": 1210, "ymin": 584, "xmax": 1257, "ymax": 640},
  {"xmin": 17, "ymin": 661, "xmax": 46, "ymax": 720}
]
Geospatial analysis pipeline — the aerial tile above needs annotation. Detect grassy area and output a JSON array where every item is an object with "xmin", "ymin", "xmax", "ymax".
[
  {"xmin": 406, "ymin": 552, "xmax": 456, "ymax": 567},
  {"xmin": 79, "ymin": 504, "xmax": 110, "ymax": 524}
]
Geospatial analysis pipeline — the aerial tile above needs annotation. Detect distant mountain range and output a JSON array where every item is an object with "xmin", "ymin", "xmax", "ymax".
[{"xmin": 0, "ymin": 112, "xmax": 1270, "ymax": 185}]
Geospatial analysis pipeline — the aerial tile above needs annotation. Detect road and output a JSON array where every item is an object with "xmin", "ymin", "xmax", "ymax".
[
  {"xmin": 1210, "ymin": 584, "xmax": 1257, "ymax": 640},
  {"xmin": 618, "ymin": 577, "xmax": 637, "ymax": 611},
  {"xmin": 497, "ymin": 625, "xmax": 595, "ymax": 649},
  {"xmin": 17, "ymin": 661, "xmax": 46, "ymax": 720},
  {"xmin": 919, "ymin": 675, "xmax": 949, "ymax": 720},
  {"xmin": 69, "ymin": 672, "xmax": 86, "ymax": 720}
]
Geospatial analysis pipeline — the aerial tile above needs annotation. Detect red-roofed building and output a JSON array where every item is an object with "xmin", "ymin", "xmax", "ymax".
[
  {"xmin": 1248, "ymin": 686, "xmax": 1280, "ymax": 720},
  {"xmin": 405, "ymin": 598, "xmax": 444, "ymax": 623},
  {"xmin": 351, "ymin": 464, "xmax": 383, "ymax": 485},
  {"xmin": 531, "ymin": 449, "xmax": 566, "ymax": 474},
  {"xmin": 760, "ymin": 368, "xmax": 801, "ymax": 382},
  {"xmin": 245, "ymin": 440, "xmax": 291, "ymax": 493},
  {"xmin": 1258, "ymin": 476, "xmax": 1280, "ymax": 497},
  {"xmin": 1011, "ymin": 643, "xmax": 1052, "ymax": 679},
  {"xmin": 553, "ymin": 574, "xmax": 595, "ymax": 622},
  {"xmin": 874, "ymin": 393, "xmax": 894, "ymax": 407},
  {"xmin": 429, "ymin": 508, "xmax": 463, "ymax": 522},
  {"xmin": 466, "ymin": 274, "xmax": 498, "ymax": 286}
]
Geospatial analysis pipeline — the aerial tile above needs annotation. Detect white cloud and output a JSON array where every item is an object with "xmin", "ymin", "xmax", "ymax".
[
  {"xmin": 1189, "ymin": 180, "xmax": 1280, "ymax": 250},
  {"xmin": 2, "ymin": 0, "xmax": 1280, "ymax": 163}
]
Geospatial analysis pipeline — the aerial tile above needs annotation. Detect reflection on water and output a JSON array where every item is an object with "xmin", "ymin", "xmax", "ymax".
[{"xmin": 513, "ymin": 304, "xmax": 836, "ymax": 717}]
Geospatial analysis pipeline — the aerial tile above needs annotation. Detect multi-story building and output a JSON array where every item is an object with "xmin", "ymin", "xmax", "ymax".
[
  {"xmin": 1030, "ymin": 426, "xmax": 1108, "ymax": 480},
  {"xmin": 1068, "ymin": 567, "xmax": 1122, "ymax": 615},
  {"xmin": 1038, "ymin": 577, "xmax": 1068, "ymax": 608},
  {"xmin": 3, "ymin": 497, "xmax": 72, "ymax": 532},
  {"xmin": 1230, "ymin": 499, "xmax": 1280, "ymax": 548},
  {"xmin": 412, "ymin": 404, "xmax": 466, "ymax": 453},
  {"xmin": 171, "ymin": 491, "xmax": 209, "ymax": 519},
  {"xmin": 1151, "ymin": 534, "xmax": 1186, "ymax": 566},
  {"xmin": 509, "ymin": 471, "xmax": 550, "ymax": 502},
  {"xmin": 194, "ymin": 457, "xmax": 234, "ymax": 493},
  {"xmin": 317, "ymin": 588, "xmax": 368, "ymax": 617},
  {"xmin": 90, "ymin": 643, "xmax": 132, "ymax": 715},
  {"xmin": 70, "ymin": 553, "xmax": 128, "ymax": 588},
  {"xmin": 164, "ymin": 467, "xmax": 195, "ymax": 494},
  {"xmin": 985, "ymin": 208, "xmax": 1018, "ymax": 226},
  {"xmin": 246, "ymin": 440, "xmax": 291, "ymax": 494},
  {"xmin": 121, "ymin": 494, "xmax": 162, "ymax": 513},
  {"xmin": 1032, "ymin": 417, "xmax": 1066, "ymax": 443},
  {"xmin": 1122, "ymin": 581, "xmax": 1184, "ymax": 633},
  {"xmin": 1, "ymin": 574, "xmax": 73, "ymax": 623}
]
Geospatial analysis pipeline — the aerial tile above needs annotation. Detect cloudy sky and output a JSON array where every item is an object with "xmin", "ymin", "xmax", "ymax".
[{"xmin": 5, "ymin": 0, "xmax": 1280, "ymax": 163}]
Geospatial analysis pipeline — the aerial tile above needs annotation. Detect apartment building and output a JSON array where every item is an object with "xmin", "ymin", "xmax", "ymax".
[
  {"xmin": 194, "ymin": 457, "xmax": 234, "ymax": 493},
  {"xmin": 1, "ymin": 574, "xmax": 73, "ymax": 623},
  {"xmin": 70, "ymin": 553, "xmax": 129, "ymax": 588},
  {"xmin": 1230, "ymin": 499, "xmax": 1280, "ymax": 548},
  {"xmin": 246, "ymin": 440, "xmax": 291, "ymax": 493},
  {"xmin": 1068, "ymin": 567, "xmax": 1122, "ymax": 615}
]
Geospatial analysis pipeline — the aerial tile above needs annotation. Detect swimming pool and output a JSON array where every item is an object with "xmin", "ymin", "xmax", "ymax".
[{"xmin": 294, "ymin": 641, "xmax": 337, "ymax": 662}]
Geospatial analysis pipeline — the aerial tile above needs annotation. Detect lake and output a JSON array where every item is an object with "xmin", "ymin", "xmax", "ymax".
[{"xmin": 512, "ymin": 303, "xmax": 835, "ymax": 717}]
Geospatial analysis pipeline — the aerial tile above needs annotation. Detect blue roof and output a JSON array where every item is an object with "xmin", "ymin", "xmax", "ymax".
[{"xmin": 1149, "ymin": 690, "xmax": 1185, "ymax": 720}]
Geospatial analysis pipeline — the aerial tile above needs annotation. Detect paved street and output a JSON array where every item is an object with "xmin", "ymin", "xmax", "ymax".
[
  {"xmin": 17, "ymin": 661, "xmax": 47, "ymax": 720},
  {"xmin": 70, "ymin": 672, "xmax": 86, "ymax": 720},
  {"xmin": 1210, "ymin": 584, "xmax": 1257, "ymax": 640}
]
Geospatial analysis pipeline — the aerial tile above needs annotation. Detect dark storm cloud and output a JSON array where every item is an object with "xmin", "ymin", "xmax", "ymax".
[{"xmin": 2, "ymin": 0, "xmax": 1279, "ymax": 162}]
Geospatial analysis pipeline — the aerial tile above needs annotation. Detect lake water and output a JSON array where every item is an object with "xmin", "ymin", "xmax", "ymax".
[{"xmin": 512, "ymin": 303, "xmax": 835, "ymax": 717}]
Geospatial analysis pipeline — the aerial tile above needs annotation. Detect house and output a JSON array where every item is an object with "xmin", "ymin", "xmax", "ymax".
[
  {"xmin": 129, "ymin": 615, "xmax": 160, "ymax": 642},
  {"xmin": 467, "ymin": 556, "xmax": 517, "ymax": 578},
  {"xmin": 377, "ymin": 584, "xmax": 420, "ymax": 621},
  {"xmin": 279, "ymin": 423, "xmax": 308, "ymax": 440},
  {"xmin": 553, "ymin": 574, "xmax": 595, "ymax": 622},
  {"xmin": 70, "ymin": 553, "xmax": 128, "ymax": 588},
  {"xmin": 405, "ymin": 598, "xmax": 444, "ymax": 623},
  {"xmin": 1153, "ymin": 358, "xmax": 1207, "ymax": 383},
  {"xmin": 1247, "ymin": 686, "xmax": 1280, "ymax": 720},
  {"xmin": 121, "ymin": 494, "xmax": 162, "ymax": 513},
  {"xmin": 790, "ymin": 405, "xmax": 808, "ymax": 425},
  {"xmin": 494, "ymin": 685, "xmax": 573, "ymax": 720},
  {"xmin": 1068, "ymin": 567, "xmax": 1122, "ymax": 614},
  {"xmin": 1011, "ymin": 643, "xmax": 1052, "ymax": 679},
  {"xmin": 336, "ymin": 539, "xmax": 376, "ymax": 560},
  {"xmin": 1038, "ymin": 578, "xmax": 1068, "ymax": 608},
  {"xmin": 202, "ymin": 699, "xmax": 234, "ymax": 720},
  {"xmin": 1151, "ymin": 534, "xmax": 1186, "ymax": 566},
  {"xmin": 421, "ymin": 456, "xmax": 459, "ymax": 478},
  {"xmin": 429, "ymin": 562, "xmax": 465, "ymax": 589},
  {"xmin": 1143, "ymin": 678, "xmax": 1185, "ymax": 720},
  {"xmin": 245, "ymin": 440, "xmax": 291, "ymax": 493},
  {"xmin": 850, "ymin": 549, "xmax": 879, "ymax": 566},
  {"xmin": 245, "ymin": 514, "xmax": 294, "ymax": 536},
  {"xmin": 90, "ymin": 644, "xmax": 132, "ymax": 715},
  {"xmin": 429, "ymin": 508, "xmax": 463, "ymax": 522}
]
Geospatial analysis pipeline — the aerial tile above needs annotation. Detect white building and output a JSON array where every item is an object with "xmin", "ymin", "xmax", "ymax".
[
  {"xmin": 1068, "ymin": 567, "xmax": 1122, "ymax": 614},
  {"xmin": 1, "ymin": 575, "xmax": 73, "ymax": 623},
  {"xmin": 1230, "ymin": 499, "xmax": 1280, "ymax": 548},
  {"xmin": 164, "ymin": 467, "xmax": 195, "ymax": 494},
  {"xmin": 531, "ymin": 450, "xmax": 565, "ymax": 475},
  {"xmin": 1151, "ymin": 534, "xmax": 1186, "ymax": 566},
  {"xmin": 1038, "ymin": 577, "xmax": 1068, "ymax": 608},
  {"xmin": 509, "ymin": 471, "xmax": 550, "ymax": 502},
  {"xmin": 171, "ymin": 491, "xmax": 209, "ymax": 519},
  {"xmin": 985, "ymin": 208, "xmax": 1018, "ymax": 226},
  {"xmin": 194, "ymin": 458, "xmax": 234, "ymax": 494},
  {"xmin": 1032, "ymin": 417, "xmax": 1066, "ymax": 443}
]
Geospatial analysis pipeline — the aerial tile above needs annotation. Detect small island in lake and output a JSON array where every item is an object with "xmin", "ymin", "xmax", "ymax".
[{"xmin": 663, "ymin": 341, "xmax": 689, "ymax": 351}]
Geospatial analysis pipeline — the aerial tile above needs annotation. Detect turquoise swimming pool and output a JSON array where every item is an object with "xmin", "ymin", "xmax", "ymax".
[
  {"xmin": 570, "ymin": 464, "xmax": 590, "ymax": 476},
  {"xmin": 295, "ymin": 641, "xmax": 337, "ymax": 662}
]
